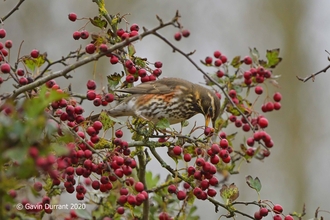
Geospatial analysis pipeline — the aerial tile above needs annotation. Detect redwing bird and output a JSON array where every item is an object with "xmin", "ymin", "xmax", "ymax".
[{"xmin": 97, "ymin": 77, "xmax": 220, "ymax": 127}]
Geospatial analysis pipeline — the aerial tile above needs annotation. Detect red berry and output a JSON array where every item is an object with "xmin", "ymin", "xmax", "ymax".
[
  {"xmin": 116, "ymin": 29, "xmax": 125, "ymax": 37},
  {"xmin": 159, "ymin": 212, "xmax": 170, "ymax": 220},
  {"xmin": 284, "ymin": 215, "xmax": 294, "ymax": 220},
  {"xmin": 110, "ymin": 55, "xmax": 119, "ymax": 64},
  {"xmin": 266, "ymin": 102, "xmax": 274, "ymax": 111},
  {"xmin": 213, "ymin": 50, "xmax": 221, "ymax": 58},
  {"xmin": 5, "ymin": 40, "xmax": 12, "ymax": 49},
  {"xmin": 1, "ymin": 63, "xmax": 10, "ymax": 73},
  {"xmin": 87, "ymin": 79, "xmax": 96, "ymax": 90},
  {"xmin": 220, "ymin": 55, "xmax": 227, "ymax": 63},
  {"xmin": 93, "ymin": 121, "xmax": 102, "ymax": 131},
  {"xmin": 86, "ymin": 126, "xmax": 97, "ymax": 136},
  {"xmin": 126, "ymin": 75, "xmax": 134, "ymax": 83},
  {"xmin": 125, "ymin": 60, "xmax": 134, "ymax": 69},
  {"xmin": 258, "ymin": 117, "xmax": 268, "ymax": 128},
  {"xmin": 99, "ymin": 44, "xmax": 108, "ymax": 52},
  {"xmin": 130, "ymin": 23, "xmax": 139, "ymax": 32},
  {"xmin": 243, "ymin": 56, "xmax": 252, "ymax": 65},
  {"xmin": 8, "ymin": 189, "xmax": 16, "ymax": 199},
  {"xmin": 174, "ymin": 32, "xmax": 182, "ymax": 41},
  {"xmin": 34, "ymin": 182, "xmax": 43, "ymax": 192},
  {"xmin": 30, "ymin": 49, "xmax": 39, "ymax": 58},
  {"xmin": 274, "ymin": 102, "xmax": 281, "ymax": 110},
  {"xmin": 273, "ymin": 92, "xmax": 282, "ymax": 102},
  {"xmin": 259, "ymin": 207, "xmax": 269, "ymax": 216},
  {"xmin": 73, "ymin": 31, "xmax": 81, "ymax": 40},
  {"xmin": 138, "ymin": 68, "xmax": 147, "ymax": 77},
  {"xmin": 134, "ymin": 182, "xmax": 144, "ymax": 192},
  {"xmin": 167, "ymin": 184, "xmax": 177, "ymax": 194},
  {"xmin": 86, "ymin": 90, "xmax": 96, "ymax": 100},
  {"xmin": 243, "ymin": 71, "xmax": 252, "ymax": 79},
  {"xmin": 114, "ymin": 206, "xmax": 124, "ymax": 215},
  {"xmin": 205, "ymin": 56, "xmax": 213, "ymax": 64},
  {"xmin": 172, "ymin": 146, "xmax": 182, "ymax": 156},
  {"xmin": 220, "ymin": 139, "xmax": 229, "ymax": 149},
  {"xmin": 255, "ymin": 86, "xmax": 263, "ymax": 95},
  {"xmin": 16, "ymin": 68, "xmax": 25, "ymax": 76},
  {"xmin": 216, "ymin": 70, "xmax": 224, "ymax": 78},
  {"xmin": 115, "ymin": 129, "xmax": 123, "ymax": 138},
  {"xmin": 104, "ymin": 93, "xmax": 114, "ymax": 102},
  {"xmin": 273, "ymin": 204, "xmax": 283, "ymax": 214},
  {"xmin": 176, "ymin": 190, "xmax": 186, "ymax": 200},
  {"xmin": 222, "ymin": 154, "xmax": 231, "ymax": 163},
  {"xmin": 207, "ymin": 188, "xmax": 217, "ymax": 197},
  {"xmin": 154, "ymin": 61, "xmax": 163, "ymax": 68},
  {"xmin": 229, "ymin": 90, "xmax": 236, "ymax": 98},
  {"xmin": 80, "ymin": 30, "xmax": 89, "ymax": 39},
  {"xmin": 214, "ymin": 59, "xmax": 222, "ymax": 67},
  {"xmin": 182, "ymin": 29, "xmax": 190, "ymax": 37},
  {"xmin": 152, "ymin": 68, "xmax": 162, "ymax": 77},
  {"xmin": 254, "ymin": 211, "xmax": 262, "ymax": 220},
  {"xmin": 183, "ymin": 153, "xmax": 191, "ymax": 162},
  {"xmin": 246, "ymin": 148, "xmax": 255, "ymax": 156},
  {"xmin": 85, "ymin": 44, "xmax": 96, "ymax": 54},
  {"xmin": 246, "ymin": 137, "xmax": 255, "ymax": 146},
  {"xmin": 121, "ymin": 32, "xmax": 130, "ymax": 40},
  {"xmin": 273, "ymin": 215, "xmax": 282, "ymax": 220},
  {"xmin": 68, "ymin": 13, "xmax": 77, "ymax": 22},
  {"xmin": 0, "ymin": 29, "xmax": 6, "ymax": 38},
  {"xmin": 19, "ymin": 77, "xmax": 28, "ymax": 85}
]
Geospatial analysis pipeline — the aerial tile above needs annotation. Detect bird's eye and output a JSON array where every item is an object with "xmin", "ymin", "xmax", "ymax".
[{"xmin": 208, "ymin": 107, "xmax": 213, "ymax": 115}]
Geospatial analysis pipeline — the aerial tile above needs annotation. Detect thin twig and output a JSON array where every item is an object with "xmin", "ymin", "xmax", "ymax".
[
  {"xmin": 1, "ymin": 0, "xmax": 25, "ymax": 22},
  {"xmin": 9, "ymin": 19, "xmax": 176, "ymax": 100},
  {"xmin": 297, "ymin": 64, "xmax": 330, "ymax": 82}
]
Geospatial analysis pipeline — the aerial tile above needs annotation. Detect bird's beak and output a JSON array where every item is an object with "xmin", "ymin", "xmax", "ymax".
[{"xmin": 205, "ymin": 114, "xmax": 211, "ymax": 128}]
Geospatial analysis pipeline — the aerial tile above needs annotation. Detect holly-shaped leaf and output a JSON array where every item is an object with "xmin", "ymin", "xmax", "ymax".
[
  {"xmin": 246, "ymin": 175, "xmax": 262, "ymax": 192},
  {"xmin": 23, "ymin": 53, "xmax": 47, "ymax": 72},
  {"xmin": 90, "ymin": 16, "xmax": 108, "ymax": 29},
  {"xmin": 220, "ymin": 183, "xmax": 239, "ymax": 204},
  {"xmin": 107, "ymin": 73, "xmax": 122, "ymax": 90},
  {"xmin": 230, "ymin": 56, "xmax": 242, "ymax": 68},
  {"xmin": 265, "ymin": 48, "xmax": 282, "ymax": 68}
]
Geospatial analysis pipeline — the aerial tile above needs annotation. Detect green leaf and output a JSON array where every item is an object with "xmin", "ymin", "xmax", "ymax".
[
  {"xmin": 128, "ymin": 44, "xmax": 136, "ymax": 57},
  {"xmin": 76, "ymin": 209, "xmax": 92, "ymax": 219},
  {"xmin": 230, "ymin": 56, "xmax": 242, "ymax": 68},
  {"xmin": 246, "ymin": 175, "xmax": 262, "ymax": 192},
  {"xmin": 249, "ymin": 47, "xmax": 260, "ymax": 64},
  {"xmin": 265, "ymin": 48, "xmax": 282, "ymax": 68},
  {"xmin": 145, "ymin": 171, "xmax": 160, "ymax": 189},
  {"xmin": 107, "ymin": 73, "xmax": 122, "ymax": 91},
  {"xmin": 90, "ymin": 16, "xmax": 108, "ymax": 29},
  {"xmin": 98, "ymin": 111, "xmax": 116, "ymax": 130},
  {"xmin": 220, "ymin": 183, "xmax": 239, "ymax": 204},
  {"xmin": 23, "ymin": 53, "xmax": 47, "ymax": 72},
  {"xmin": 25, "ymin": 86, "xmax": 67, "ymax": 118},
  {"xmin": 156, "ymin": 118, "xmax": 170, "ymax": 130}
]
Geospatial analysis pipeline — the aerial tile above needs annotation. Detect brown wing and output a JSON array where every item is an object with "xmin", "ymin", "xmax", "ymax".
[{"xmin": 115, "ymin": 78, "xmax": 191, "ymax": 94}]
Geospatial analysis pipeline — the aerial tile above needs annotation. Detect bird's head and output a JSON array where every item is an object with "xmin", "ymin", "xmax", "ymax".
[{"xmin": 195, "ymin": 88, "xmax": 220, "ymax": 128}]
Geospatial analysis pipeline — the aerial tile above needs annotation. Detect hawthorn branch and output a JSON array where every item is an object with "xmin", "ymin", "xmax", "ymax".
[
  {"xmin": 296, "ymin": 64, "xmax": 330, "ymax": 82},
  {"xmin": 1, "ymin": 0, "xmax": 25, "ymax": 22},
  {"xmin": 9, "ymin": 16, "xmax": 178, "ymax": 100}
]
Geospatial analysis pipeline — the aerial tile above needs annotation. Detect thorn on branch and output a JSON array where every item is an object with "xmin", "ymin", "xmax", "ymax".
[{"xmin": 156, "ymin": 15, "xmax": 163, "ymax": 25}]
